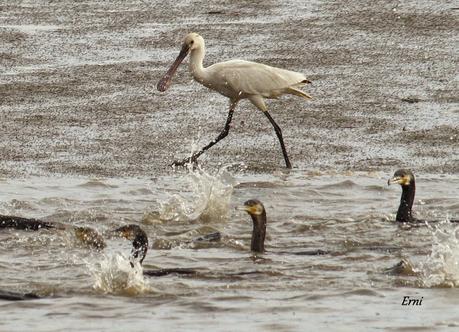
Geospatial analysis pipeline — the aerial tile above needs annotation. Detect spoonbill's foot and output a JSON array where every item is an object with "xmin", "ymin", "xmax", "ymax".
[{"xmin": 170, "ymin": 155, "xmax": 199, "ymax": 168}]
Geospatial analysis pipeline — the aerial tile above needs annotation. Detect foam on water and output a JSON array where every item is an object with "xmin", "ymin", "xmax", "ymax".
[
  {"xmin": 88, "ymin": 253, "xmax": 149, "ymax": 296},
  {"xmin": 159, "ymin": 165, "xmax": 236, "ymax": 223},
  {"xmin": 418, "ymin": 220, "xmax": 459, "ymax": 288}
]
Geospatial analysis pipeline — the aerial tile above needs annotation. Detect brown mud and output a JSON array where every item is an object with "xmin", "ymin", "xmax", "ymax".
[{"xmin": 0, "ymin": 1, "xmax": 457, "ymax": 177}]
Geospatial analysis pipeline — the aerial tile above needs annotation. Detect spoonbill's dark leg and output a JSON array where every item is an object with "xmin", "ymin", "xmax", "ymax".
[
  {"xmin": 248, "ymin": 95, "xmax": 292, "ymax": 169},
  {"xmin": 171, "ymin": 101, "xmax": 238, "ymax": 167},
  {"xmin": 262, "ymin": 111, "xmax": 292, "ymax": 169}
]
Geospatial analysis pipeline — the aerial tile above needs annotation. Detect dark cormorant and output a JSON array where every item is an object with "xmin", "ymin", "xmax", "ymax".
[
  {"xmin": 388, "ymin": 169, "xmax": 416, "ymax": 223},
  {"xmin": 241, "ymin": 199, "xmax": 267, "ymax": 253},
  {"xmin": 112, "ymin": 224, "xmax": 196, "ymax": 276},
  {"xmin": 388, "ymin": 169, "xmax": 458, "ymax": 223},
  {"xmin": 241, "ymin": 199, "xmax": 329, "ymax": 255}
]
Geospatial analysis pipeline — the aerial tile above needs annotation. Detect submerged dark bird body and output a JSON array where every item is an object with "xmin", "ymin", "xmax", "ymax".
[
  {"xmin": 388, "ymin": 169, "xmax": 458, "ymax": 223},
  {"xmin": 0, "ymin": 214, "xmax": 105, "ymax": 249},
  {"xmin": 0, "ymin": 215, "xmax": 54, "ymax": 231},
  {"xmin": 0, "ymin": 290, "xmax": 40, "ymax": 301}
]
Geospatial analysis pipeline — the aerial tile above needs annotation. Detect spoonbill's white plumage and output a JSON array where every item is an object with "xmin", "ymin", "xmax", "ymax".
[{"xmin": 158, "ymin": 32, "xmax": 312, "ymax": 168}]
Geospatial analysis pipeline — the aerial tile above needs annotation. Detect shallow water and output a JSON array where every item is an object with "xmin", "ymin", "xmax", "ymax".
[{"xmin": 1, "ymin": 169, "xmax": 459, "ymax": 331}]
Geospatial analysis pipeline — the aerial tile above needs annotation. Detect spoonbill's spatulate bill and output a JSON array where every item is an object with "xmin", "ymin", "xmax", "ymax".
[{"xmin": 158, "ymin": 32, "xmax": 312, "ymax": 169}]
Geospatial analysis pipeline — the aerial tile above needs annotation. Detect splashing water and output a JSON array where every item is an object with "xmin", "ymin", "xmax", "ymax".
[
  {"xmin": 88, "ymin": 253, "xmax": 149, "ymax": 295},
  {"xmin": 418, "ymin": 220, "xmax": 459, "ymax": 288},
  {"xmin": 159, "ymin": 166, "xmax": 236, "ymax": 223}
]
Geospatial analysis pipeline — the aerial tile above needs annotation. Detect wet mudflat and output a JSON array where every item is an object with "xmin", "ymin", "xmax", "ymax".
[
  {"xmin": 1, "ymin": 0, "xmax": 458, "ymax": 176},
  {"xmin": 1, "ymin": 0, "xmax": 458, "ymax": 331}
]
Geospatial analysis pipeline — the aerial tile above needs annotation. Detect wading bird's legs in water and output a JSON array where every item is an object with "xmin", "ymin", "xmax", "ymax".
[
  {"xmin": 262, "ymin": 111, "xmax": 292, "ymax": 169},
  {"xmin": 171, "ymin": 100, "xmax": 238, "ymax": 167}
]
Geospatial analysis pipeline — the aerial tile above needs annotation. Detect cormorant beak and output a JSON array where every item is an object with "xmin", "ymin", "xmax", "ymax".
[
  {"xmin": 239, "ymin": 204, "xmax": 264, "ymax": 217},
  {"xmin": 387, "ymin": 175, "xmax": 410, "ymax": 186},
  {"xmin": 237, "ymin": 205, "xmax": 256, "ymax": 215},
  {"xmin": 157, "ymin": 43, "xmax": 190, "ymax": 92}
]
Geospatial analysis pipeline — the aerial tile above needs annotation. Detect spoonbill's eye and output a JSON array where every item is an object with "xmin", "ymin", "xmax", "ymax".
[{"xmin": 190, "ymin": 40, "xmax": 194, "ymax": 44}]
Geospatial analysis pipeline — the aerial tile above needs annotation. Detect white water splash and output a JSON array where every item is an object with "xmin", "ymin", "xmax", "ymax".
[
  {"xmin": 159, "ymin": 166, "xmax": 236, "ymax": 223},
  {"xmin": 418, "ymin": 220, "xmax": 459, "ymax": 288},
  {"xmin": 88, "ymin": 253, "xmax": 149, "ymax": 295}
]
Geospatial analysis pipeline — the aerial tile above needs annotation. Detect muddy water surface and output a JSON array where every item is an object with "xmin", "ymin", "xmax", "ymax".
[{"xmin": 0, "ymin": 170, "xmax": 459, "ymax": 331}]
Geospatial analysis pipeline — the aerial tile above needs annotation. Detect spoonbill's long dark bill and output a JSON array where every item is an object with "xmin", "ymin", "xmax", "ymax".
[{"xmin": 157, "ymin": 32, "xmax": 312, "ymax": 169}]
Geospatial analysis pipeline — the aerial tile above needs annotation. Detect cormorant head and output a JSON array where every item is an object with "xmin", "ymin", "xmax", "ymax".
[
  {"xmin": 242, "ymin": 199, "xmax": 265, "ymax": 217},
  {"xmin": 112, "ymin": 224, "xmax": 149, "ymax": 265},
  {"xmin": 388, "ymin": 169, "xmax": 415, "ymax": 187}
]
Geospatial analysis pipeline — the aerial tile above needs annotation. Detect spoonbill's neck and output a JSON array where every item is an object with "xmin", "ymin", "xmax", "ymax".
[{"xmin": 189, "ymin": 46, "xmax": 206, "ymax": 82}]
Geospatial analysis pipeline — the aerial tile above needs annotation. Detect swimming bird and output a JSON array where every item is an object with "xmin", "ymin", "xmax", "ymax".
[
  {"xmin": 157, "ymin": 32, "xmax": 312, "ymax": 169},
  {"xmin": 388, "ymin": 169, "xmax": 458, "ymax": 223},
  {"xmin": 112, "ymin": 224, "xmax": 197, "ymax": 276},
  {"xmin": 241, "ymin": 199, "xmax": 328, "ymax": 255},
  {"xmin": 241, "ymin": 199, "xmax": 267, "ymax": 253}
]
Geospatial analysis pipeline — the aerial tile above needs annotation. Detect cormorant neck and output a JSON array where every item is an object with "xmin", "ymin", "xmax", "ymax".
[
  {"xmin": 396, "ymin": 181, "xmax": 415, "ymax": 222},
  {"xmin": 250, "ymin": 211, "xmax": 266, "ymax": 253},
  {"xmin": 189, "ymin": 46, "xmax": 206, "ymax": 82},
  {"xmin": 131, "ymin": 231, "xmax": 149, "ymax": 265}
]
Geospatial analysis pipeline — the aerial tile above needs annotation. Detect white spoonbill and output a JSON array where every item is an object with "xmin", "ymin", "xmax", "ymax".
[{"xmin": 157, "ymin": 32, "xmax": 312, "ymax": 169}]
